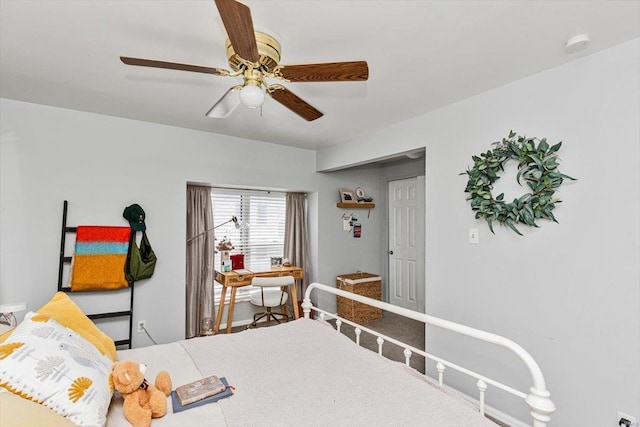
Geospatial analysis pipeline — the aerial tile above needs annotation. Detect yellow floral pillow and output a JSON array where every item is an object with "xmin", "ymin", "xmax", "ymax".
[
  {"xmin": 35, "ymin": 292, "xmax": 117, "ymax": 361},
  {"xmin": 0, "ymin": 312, "xmax": 113, "ymax": 427}
]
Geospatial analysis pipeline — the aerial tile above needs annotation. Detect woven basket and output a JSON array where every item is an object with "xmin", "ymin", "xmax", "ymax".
[{"xmin": 337, "ymin": 272, "xmax": 382, "ymax": 323}]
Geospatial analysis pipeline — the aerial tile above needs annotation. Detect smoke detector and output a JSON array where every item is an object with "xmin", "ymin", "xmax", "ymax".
[{"xmin": 565, "ymin": 34, "xmax": 591, "ymax": 54}]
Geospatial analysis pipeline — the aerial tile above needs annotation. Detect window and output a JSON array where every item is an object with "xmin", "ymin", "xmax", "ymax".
[{"xmin": 211, "ymin": 188, "xmax": 286, "ymax": 302}]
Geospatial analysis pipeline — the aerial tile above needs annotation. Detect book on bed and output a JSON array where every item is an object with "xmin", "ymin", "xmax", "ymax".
[
  {"xmin": 175, "ymin": 375, "xmax": 226, "ymax": 406},
  {"xmin": 171, "ymin": 377, "xmax": 233, "ymax": 413}
]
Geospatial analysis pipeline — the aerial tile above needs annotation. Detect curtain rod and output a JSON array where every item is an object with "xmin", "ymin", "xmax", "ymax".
[
  {"xmin": 189, "ymin": 183, "xmax": 308, "ymax": 196},
  {"xmin": 210, "ymin": 186, "xmax": 288, "ymax": 195}
]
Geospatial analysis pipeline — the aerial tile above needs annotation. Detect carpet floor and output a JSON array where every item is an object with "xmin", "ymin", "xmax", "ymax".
[{"xmin": 325, "ymin": 311, "xmax": 426, "ymax": 373}]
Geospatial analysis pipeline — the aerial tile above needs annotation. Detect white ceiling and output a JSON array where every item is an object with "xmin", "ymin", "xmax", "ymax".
[{"xmin": 1, "ymin": 1, "xmax": 638, "ymax": 151}]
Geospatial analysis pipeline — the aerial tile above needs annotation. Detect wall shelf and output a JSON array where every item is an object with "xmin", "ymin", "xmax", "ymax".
[{"xmin": 337, "ymin": 202, "xmax": 375, "ymax": 209}]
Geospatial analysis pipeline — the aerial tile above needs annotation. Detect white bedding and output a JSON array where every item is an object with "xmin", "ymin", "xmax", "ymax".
[{"xmin": 108, "ymin": 319, "xmax": 496, "ymax": 427}]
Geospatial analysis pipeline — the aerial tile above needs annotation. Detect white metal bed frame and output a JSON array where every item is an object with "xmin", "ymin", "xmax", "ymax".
[{"xmin": 302, "ymin": 282, "xmax": 556, "ymax": 427}]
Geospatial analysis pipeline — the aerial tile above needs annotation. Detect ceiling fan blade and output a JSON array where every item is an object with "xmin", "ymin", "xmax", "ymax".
[
  {"xmin": 276, "ymin": 61, "xmax": 369, "ymax": 82},
  {"xmin": 267, "ymin": 85, "xmax": 323, "ymax": 121},
  {"xmin": 214, "ymin": 0, "xmax": 259, "ymax": 63},
  {"xmin": 120, "ymin": 57, "xmax": 228, "ymax": 76},
  {"xmin": 206, "ymin": 86, "xmax": 241, "ymax": 118}
]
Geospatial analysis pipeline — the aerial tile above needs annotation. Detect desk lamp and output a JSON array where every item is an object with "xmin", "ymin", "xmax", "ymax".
[{"xmin": 187, "ymin": 216, "xmax": 247, "ymax": 243}]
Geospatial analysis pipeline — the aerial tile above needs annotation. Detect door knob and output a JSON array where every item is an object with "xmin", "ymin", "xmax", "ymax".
[{"xmin": 388, "ymin": 250, "xmax": 393, "ymax": 255}]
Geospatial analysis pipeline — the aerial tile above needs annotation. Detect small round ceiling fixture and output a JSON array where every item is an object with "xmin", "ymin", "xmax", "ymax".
[
  {"xmin": 405, "ymin": 150, "xmax": 425, "ymax": 159},
  {"xmin": 565, "ymin": 34, "xmax": 591, "ymax": 54}
]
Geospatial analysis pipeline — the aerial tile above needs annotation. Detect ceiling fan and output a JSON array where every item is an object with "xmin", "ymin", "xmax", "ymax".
[{"xmin": 120, "ymin": 0, "xmax": 369, "ymax": 121}]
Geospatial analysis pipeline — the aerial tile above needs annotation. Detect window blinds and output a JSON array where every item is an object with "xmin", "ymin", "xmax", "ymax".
[{"xmin": 211, "ymin": 188, "xmax": 286, "ymax": 272}]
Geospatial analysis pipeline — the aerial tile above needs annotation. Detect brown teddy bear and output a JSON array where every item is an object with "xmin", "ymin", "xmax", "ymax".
[{"xmin": 112, "ymin": 360, "xmax": 172, "ymax": 427}]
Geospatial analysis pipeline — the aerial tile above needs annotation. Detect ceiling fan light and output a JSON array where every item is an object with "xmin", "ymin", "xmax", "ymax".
[{"xmin": 239, "ymin": 84, "xmax": 265, "ymax": 108}]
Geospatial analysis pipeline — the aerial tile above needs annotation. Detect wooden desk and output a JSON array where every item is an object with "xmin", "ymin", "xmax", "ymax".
[{"xmin": 214, "ymin": 266, "xmax": 304, "ymax": 334}]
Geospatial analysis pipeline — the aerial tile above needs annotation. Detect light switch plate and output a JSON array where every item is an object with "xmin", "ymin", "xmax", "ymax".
[{"xmin": 468, "ymin": 228, "xmax": 479, "ymax": 244}]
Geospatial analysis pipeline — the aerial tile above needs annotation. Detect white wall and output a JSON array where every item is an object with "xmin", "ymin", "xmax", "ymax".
[
  {"xmin": 0, "ymin": 100, "xmax": 385, "ymax": 346},
  {"xmin": 317, "ymin": 39, "xmax": 640, "ymax": 426},
  {"xmin": 314, "ymin": 167, "xmax": 386, "ymax": 309}
]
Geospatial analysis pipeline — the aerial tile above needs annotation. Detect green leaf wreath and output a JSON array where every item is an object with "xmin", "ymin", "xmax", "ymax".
[{"xmin": 461, "ymin": 131, "xmax": 576, "ymax": 236}]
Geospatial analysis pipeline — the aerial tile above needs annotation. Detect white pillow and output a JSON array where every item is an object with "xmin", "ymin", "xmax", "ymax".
[{"xmin": 0, "ymin": 312, "xmax": 113, "ymax": 426}]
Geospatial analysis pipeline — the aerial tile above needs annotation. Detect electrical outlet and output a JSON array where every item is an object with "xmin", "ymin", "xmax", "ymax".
[
  {"xmin": 618, "ymin": 411, "xmax": 637, "ymax": 427},
  {"xmin": 137, "ymin": 320, "xmax": 146, "ymax": 333}
]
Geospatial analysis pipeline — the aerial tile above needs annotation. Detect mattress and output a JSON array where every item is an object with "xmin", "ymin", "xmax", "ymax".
[{"xmin": 108, "ymin": 319, "xmax": 496, "ymax": 427}]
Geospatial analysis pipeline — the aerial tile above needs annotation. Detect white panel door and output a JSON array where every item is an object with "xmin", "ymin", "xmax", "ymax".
[{"xmin": 388, "ymin": 177, "xmax": 425, "ymax": 311}]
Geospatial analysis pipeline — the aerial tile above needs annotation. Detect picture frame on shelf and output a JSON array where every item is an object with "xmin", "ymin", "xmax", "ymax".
[
  {"xmin": 339, "ymin": 189, "xmax": 355, "ymax": 203},
  {"xmin": 270, "ymin": 256, "xmax": 283, "ymax": 267}
]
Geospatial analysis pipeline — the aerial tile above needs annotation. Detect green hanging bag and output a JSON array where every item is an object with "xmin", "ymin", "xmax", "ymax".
[
  {"xmin": 123, "ymin": 203, "xmax": 157, "ymax": 282},
  {"xmin": 125, "ymin": 230, "xmax": 157, "ymax": 282}
]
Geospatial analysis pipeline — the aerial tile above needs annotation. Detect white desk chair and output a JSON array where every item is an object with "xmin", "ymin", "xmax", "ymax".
[{"xmin": 248, "ymin": 276, "xmax": 293, "ymax": 328}]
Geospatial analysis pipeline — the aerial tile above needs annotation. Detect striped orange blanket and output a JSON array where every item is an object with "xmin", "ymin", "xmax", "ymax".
[{"xmin": 70, "ymin": 226, "xmax": 131, "ymax": 291}]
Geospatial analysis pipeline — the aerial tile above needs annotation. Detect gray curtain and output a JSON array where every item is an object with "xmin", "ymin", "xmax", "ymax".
[
  {"xmin": 185, "ymin": 185, "xmax": 215, "ymax": 338},
  {"xmin": 284, "ymin": 192, "xmax": 309, "ymax": 313}
]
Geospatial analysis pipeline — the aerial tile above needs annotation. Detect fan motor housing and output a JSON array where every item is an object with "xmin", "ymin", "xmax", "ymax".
[{"xmin": 226, "ymin": 31, "xmax": 281, "ymax": 72}]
